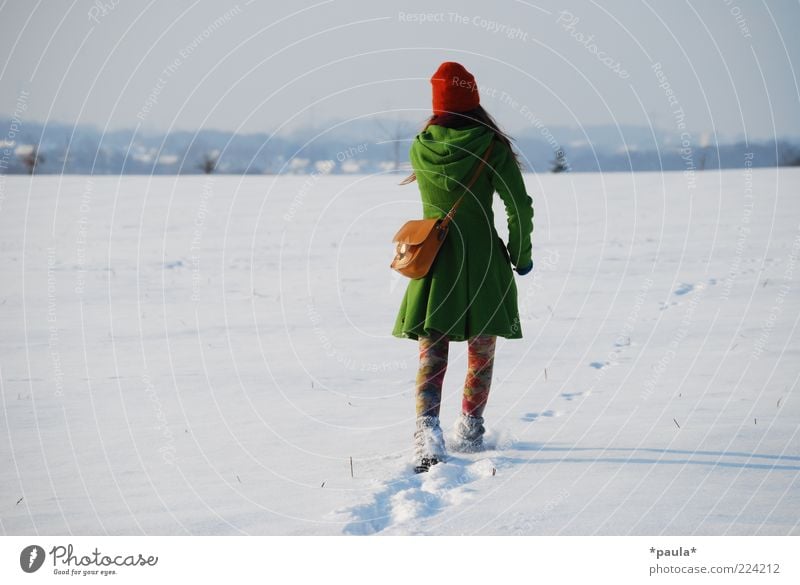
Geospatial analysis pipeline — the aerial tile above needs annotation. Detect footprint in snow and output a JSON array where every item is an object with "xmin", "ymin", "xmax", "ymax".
[
  {"xmin": 522, "ymin": 410, "xmax": 560, "ymax": 422},
  {"xmin": 588, "ymin": 334, "xmax": 632, "ymax": 372},
  {"xmin": 561, "ymin": 391, "xmax": 590, "ymax": 401},
  {"xmin": 338, "ymin": 458, "xmax": 499, "ymax": 535}
]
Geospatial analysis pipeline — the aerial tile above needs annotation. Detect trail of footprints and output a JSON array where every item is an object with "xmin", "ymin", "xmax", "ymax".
[
  {"xmin": 338, "ymin": 280, "xmax": 718, "ymax": 534},
  {"xmin": 522, "ymin": 280, "xmax": 707, "ymax": 424}
]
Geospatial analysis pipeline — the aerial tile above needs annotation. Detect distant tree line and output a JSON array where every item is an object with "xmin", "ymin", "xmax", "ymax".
[{"xmin": 3, "ymin": 118, "xmax": 799, "ymax": 175}]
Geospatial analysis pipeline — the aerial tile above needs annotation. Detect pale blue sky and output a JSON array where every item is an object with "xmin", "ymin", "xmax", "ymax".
[{"xmin": 1, "ymin": 0, "xmax": 798, "ymax": 141}]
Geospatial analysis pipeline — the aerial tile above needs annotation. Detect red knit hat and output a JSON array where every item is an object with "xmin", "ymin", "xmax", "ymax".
[{"xmin": 430, "ymin": 62, "xmax": 480, "ymax": 115}]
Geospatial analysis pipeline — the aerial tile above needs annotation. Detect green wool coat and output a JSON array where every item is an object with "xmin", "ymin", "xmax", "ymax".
[{"xmin": 392, "ymin": 124, "xmax": 534, "ymax": 342}]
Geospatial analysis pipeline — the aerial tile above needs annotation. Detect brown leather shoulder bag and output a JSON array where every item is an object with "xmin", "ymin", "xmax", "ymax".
[{"xmin": 390, "ymin": 141, "xmax": 495, "ymax": 279}]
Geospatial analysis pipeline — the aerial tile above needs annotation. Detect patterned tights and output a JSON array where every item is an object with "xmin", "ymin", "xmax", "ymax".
[{"xmin": 415, "ymin": 331, "xmax": 497, "ymax": 418}]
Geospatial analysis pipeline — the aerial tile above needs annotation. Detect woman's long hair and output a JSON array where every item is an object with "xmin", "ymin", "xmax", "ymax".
[{"xmin": 400, "ymin": 105, "xmax": 521, "ymax": 184}]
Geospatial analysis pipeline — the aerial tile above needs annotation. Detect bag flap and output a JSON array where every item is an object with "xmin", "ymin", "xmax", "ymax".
[{"xmin": 392, "ymin": 218, "xmax": 439, "ymax": 245}]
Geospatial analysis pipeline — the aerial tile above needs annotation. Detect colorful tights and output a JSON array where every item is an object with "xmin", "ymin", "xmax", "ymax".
[{"xmin": 415, "ymin": 331, "xmax": 497, "ymax": 418}]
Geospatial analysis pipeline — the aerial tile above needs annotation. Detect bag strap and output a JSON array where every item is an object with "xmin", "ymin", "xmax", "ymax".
[{"xmin": 439, "ymin": 140, "xmax": 495, "ymax": 230}]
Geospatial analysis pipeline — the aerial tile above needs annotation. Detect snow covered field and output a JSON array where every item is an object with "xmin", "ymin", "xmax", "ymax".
[{"xmin": 1, "ymin": 168, "xmax": 799, "ymax": 535}]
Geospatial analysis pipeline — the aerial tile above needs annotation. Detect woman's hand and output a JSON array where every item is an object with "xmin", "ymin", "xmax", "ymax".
[{"xmin": 515, "ymin": 261, "xmax": 533, "ymax": 276}]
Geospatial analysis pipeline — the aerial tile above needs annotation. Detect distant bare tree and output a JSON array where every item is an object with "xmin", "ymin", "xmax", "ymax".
[
  {"xmin": 778, "ymin": 142, "xmax": 800, "ymax": 167},
  {"xmin": 197, "ymin": 151, "xmax": 219, "ymax": 174},
  {"xmin": 550, "ymin": 148, "xmax": 569, "ymax": 173},
  {"xmin": 20, "ymin": 146, "xmax": 44, "ymax": 175},
  {"xmin": 376, "ymin": 116, "xmax": 413, "ymax": 172}
]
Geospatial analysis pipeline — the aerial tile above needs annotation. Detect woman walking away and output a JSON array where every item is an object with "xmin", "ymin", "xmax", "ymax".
[{"xmin": 392, "ymin": 62, "xmax": 534, "ymax": 473}]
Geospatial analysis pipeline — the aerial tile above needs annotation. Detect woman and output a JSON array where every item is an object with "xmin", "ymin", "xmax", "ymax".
[{"xmin": 392, "ymin": 62, "xmax": 534, "ymax": 473}]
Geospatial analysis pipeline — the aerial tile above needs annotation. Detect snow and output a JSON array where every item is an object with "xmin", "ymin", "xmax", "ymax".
[
  {"xmin": 313, "ymin": 160, "xmax": 335, "ymax": 173},
  {"xmin": 1, "ymin": 168, "xmax": 798, "ymax": 535},
  {"xmin": 156, "ymin": 155, "xmax": 179, "ymax": 166},
  {"xmin": 340, "ymin": 160, "xmax": 362, "ymax": 173},
  {"xmin": 13, "ymin": 144, "xmax": 34, "ymax": 156},
  {"xmin": 288, "ymin": 158, "xmax": 309, "ymax": 172}
]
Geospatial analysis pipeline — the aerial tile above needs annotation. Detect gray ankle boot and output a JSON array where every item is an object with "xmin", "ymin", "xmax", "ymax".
[
  {"xmin": 452, "ymin": 413, "xmax": 486, "ymax": 453},
  {"xmin": 413, "ymin": 415, "xmax": 447, "ymax": 473}
]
